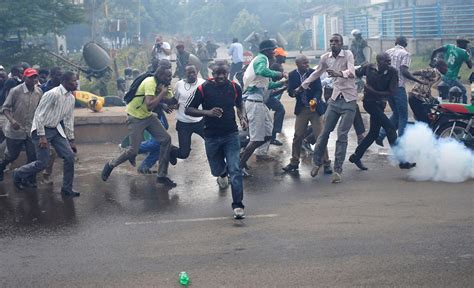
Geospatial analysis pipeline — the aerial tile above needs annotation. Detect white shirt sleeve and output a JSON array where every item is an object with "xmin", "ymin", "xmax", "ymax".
[{"xmin": 162, "ymin": 42, "xmax": 171, "ymax": 50}]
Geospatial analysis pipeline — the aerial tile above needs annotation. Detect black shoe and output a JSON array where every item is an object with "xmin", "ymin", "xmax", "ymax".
[
  {"xmin": 399, "ymin": 162, "xmax": 416, "ymax": 169},
  {"xmin": 61, "ymin": 188, "xmax": 80, "ymax": 197},
  {"xmin": 375, "ymin": 138, "xmax": 384, "ymax": 147},
  {"xmin": 101, "ymin": 162, "xmax": 114, "ymax": 182},
  {"xmin": 12, "ymin": 170, "xmax": 25, "ymax": 190},
  {"xmin": 128, "ymin": 156, "xmax": 136, "ymax": 167},
  {"xmin": 349, "ymin": 154, "xmax": 368, "ymax": 171},
  {"xmin": 282, "ymin": 164, "xmax": 299, "ymax": 173},
  {"xmin": 323, "ymin": 166, "xmax": 333, "ymax": 175},
  {"xmin": 23, "ymin": 181, "xmax": 37, "ymax": 188},
  {"xmin": 156, "ymin": 176, "xmax": 177, "ymax": 188},
  {"xmin": 169, "ymin": 146, "xmax": 178, "ymax": 166},
  {"xmin": 270, "ymin": 139, "xmax": 283, "ymax": 146},
  {"xmin": 0, "ymin": 161, "xmax": 5, "ymax": 182}
]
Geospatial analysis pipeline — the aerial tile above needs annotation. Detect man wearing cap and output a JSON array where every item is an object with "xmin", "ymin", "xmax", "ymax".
[
  {"xmin": 174, "ymin": 43, "xmax": 190, "ymax": 80},
  {"xmin": 240, "ymin": 40, "xmax": 287, "ymax": 176},
  {"xmin": 431, "ymin": 37, "xmax": 472, "ymax": 103},
  {"xmin": 350, "ymin": 29, "xmax": 368, "ymax": 66},
  {"xmin": 267, "ymin": 47, "xmax": 288, "ymax": 146},
  {"xmin": 228, "ymin": 38, "xmax": 244, "ymax": 81},
  {"xmin": 0, "ymin": 68, "xmax": 43, "ymax": 184}
]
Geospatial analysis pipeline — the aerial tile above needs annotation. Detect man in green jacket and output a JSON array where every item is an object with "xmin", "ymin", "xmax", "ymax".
[{"xmin": 240, "ymin": 40, "xmax": 287, "ymax": 176}]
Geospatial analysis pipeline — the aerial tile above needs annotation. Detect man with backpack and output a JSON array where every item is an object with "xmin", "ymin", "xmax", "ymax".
[
  {"xmin": 101, "ymin": 66, "xmax": 177, "ymax": 188},
  {"xmin": 185, "ymin": 61, "xmax": 247, "ymax": 219}
]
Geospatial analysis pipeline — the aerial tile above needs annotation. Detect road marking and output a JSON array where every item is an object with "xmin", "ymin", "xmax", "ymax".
[{"xmin": 125, "ymin": 214, "xmax": 278, "ymax": 226}]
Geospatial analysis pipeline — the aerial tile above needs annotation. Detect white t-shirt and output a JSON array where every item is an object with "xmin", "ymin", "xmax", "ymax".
[
  {"xmin": 152, "ymin": 41, "xmax": 171, "ymax": 60},
  {"xmin": 174, "ymin": 78, "xmax": 205, "ymax": 123}
]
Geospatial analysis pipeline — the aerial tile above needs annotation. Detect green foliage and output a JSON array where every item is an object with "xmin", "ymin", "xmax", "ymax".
[
  {"xmin": 0, "ymin": 0, "xmax": 84, "ymax": 40},
  {"xmin": 230, "ymin": 9, "xmax": 262, "ymax": 41}
]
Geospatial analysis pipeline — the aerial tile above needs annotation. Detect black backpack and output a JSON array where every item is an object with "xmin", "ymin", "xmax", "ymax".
[{"xmin": 123, "ymin": 72, "xmax": 155, "ymax": 104}]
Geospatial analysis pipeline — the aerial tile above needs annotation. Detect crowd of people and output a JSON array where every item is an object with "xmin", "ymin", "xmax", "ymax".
[{"xmin": 0, "ymin": 32, "xmax": 471, "ymax": 219}]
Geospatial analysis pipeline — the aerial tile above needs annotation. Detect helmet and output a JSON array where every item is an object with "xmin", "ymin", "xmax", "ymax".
[
  {"xmin": 351, "ymin": 29, "xmax": 361, "ymax": 36},
  {"xmin": 259, "ymin": 39, "xmax": 277, "ymax": 52},
  {"xmin": 448, "ymin": 86, "xmax": 462, "ymax": 95},
  {"xmin": 87, "ymin": 97, "xmax": 103, "ymax": 112},
  {"xmin": 448, "ymin": 86, "xmax": 463, "ymax": 103}
]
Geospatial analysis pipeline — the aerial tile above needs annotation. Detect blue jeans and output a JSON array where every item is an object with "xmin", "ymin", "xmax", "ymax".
[
  {"xmin": 440, "ymin": 77, "xmax": 467, "ymax": 104},
  {"xmin": 137, "ymin": 114, "xmax": 168, "ymax": 171},
  {"xmin": 379, "ymin": 87, "xmax": 408, "ymax": 139},
  {"xmin": 15, "ymin": 129, "xmax": 75, "ymax": 191},
  {"xmin": 204, "ymin": 132, "xmax": 244, "ymax": 209}
]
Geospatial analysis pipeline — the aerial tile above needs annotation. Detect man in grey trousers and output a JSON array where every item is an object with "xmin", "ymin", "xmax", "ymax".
[
  {"xmin": 296, "ymin": 34, "xmax": 358, "ymax": 183},
  {"xmin": 101, "ymin": 66, "xmax": 176, "ymax": 188}
]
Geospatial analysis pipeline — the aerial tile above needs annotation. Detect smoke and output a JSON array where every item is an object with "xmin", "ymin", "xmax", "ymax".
[{"xmin": 391, "ymin": 123, "xmax": 474, "ymax": 183}]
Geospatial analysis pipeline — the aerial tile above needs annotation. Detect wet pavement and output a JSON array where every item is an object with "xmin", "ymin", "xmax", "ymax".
[{"xmin": 1, "ymin": 113, "xmax": 473, "ymax": 287}]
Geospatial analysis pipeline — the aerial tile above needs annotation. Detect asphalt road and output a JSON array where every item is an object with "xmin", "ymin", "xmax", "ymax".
[{"xmin": 0, "ymin": 115, "xmax": 473, "ymax": 287}]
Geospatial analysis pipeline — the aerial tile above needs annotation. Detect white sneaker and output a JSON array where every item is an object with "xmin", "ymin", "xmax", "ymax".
[
  {"xmin": 241, "ymin": 167, "xmax": 252, "ymax": 177},
  {"xmin": 233, "ymin": 208, "xmax": 245, "ymax": 219},
  {"xmin": 216, "ymin": 176, "xmax": 229, "ymax": 189},
  {"xmin": 332, "ymin": 172, "xmax": 342, "ymax": 183}
]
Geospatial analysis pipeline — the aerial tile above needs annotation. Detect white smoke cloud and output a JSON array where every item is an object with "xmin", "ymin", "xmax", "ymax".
[{"xmin": 391, "ymin": 123, "xmax": 474, "ymax": 183}]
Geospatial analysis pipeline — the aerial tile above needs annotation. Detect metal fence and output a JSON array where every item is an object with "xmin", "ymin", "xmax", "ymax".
[
  {"xmin": 343, "ymin": 2, "xmax": 474, "ymax": 39},
  {"xmin": 380, "ymin": 3, "xmax": 474, "ymax": 39}
]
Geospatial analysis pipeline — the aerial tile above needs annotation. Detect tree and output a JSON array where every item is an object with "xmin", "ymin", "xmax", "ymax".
[
  {"xmin": 0, "ymin": 0, "xmax": 84, "ymax": 42},
  {"xmin": 230, "ymin": 9, "xmax": 262, "ymax": 41}
]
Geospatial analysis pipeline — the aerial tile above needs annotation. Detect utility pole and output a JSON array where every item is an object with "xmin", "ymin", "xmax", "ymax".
[{"xmin": 138, "ymin": 0, "xmax": 141, "ymax": 42}]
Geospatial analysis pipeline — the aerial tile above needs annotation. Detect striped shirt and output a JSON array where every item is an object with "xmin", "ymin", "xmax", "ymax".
[
  {"xmin": 31, "ymin": 84, "xmax": 75, "ymax": 140},
  {"xmin": 1, "ymin": 83, "xmax": 43, "ymax": 140},
  {"xmin": 385, "ymin": 45, "xmax": 411, "ymax": 87}
]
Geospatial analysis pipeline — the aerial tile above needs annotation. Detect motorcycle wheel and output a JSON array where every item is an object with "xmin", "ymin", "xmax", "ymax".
[{"xmin": 435, "ymin": 121, "xmax": 468, "ymax": 141}]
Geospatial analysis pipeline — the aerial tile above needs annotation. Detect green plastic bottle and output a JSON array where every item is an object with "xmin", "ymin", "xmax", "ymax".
[{"xmin": 179, "ymin": 271, "xmax": 190, "ymax": 286}]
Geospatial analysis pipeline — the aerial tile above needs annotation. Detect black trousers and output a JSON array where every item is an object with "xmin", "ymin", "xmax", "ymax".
[
  {"xmin": 408, "ymin": 96, "xmax": 430, "ymax": 124},
  {"xmin": 354, "ymin": 100, "xmax": 397, "ymax": 159},
  {"xmin": 174, "ymin": 120, "xmax": 205, "ymax": 159}
]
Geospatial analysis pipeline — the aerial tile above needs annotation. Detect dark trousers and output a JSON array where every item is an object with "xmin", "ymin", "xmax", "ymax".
[
  {"xmin": 174, "ymin": 120, "xmax": 205, "ymax": 159},
  {"xmin": 354, "ymin": 101, "xmax": 397, "ymax": 159},
  {"xmin": 229, "ymin": 62, "xmax": 243, "ymax": 81},
  {"xmin": 266, "ymin": 97, "xmax": 285, "ymax": 139},
  {"xmin": 204, "ymin": 132, "xmax": 244, "ymax": 209},
  {"xmin": 408, "ymin": 96, "xmax": 430, "ymax": 124},
  {"xmin": 1, "ymin": 137, "xmax": 37, "ymax": 182},
  {"xmin": 15, "ymin": 129, "xmax": 75, "ymax": 191}
]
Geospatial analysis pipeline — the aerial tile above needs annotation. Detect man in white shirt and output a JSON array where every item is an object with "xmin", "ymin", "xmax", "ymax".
[
  {"xmin": 228, "ymin": 38, "xmax": 244, "ymax": 81},
  {"xmin": 151, "ymin": 36, "xmax": 171, "ymax": 61},
  {"xmin": 170, "ymin": 65, "xmax": 206, "ymax": 160},
  {"xmin": 13, "ymin": 71, "xmax": 79, "ymax": 196}
]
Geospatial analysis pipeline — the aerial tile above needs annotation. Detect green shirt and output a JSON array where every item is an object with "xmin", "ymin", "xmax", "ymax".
[
  {"xmin": 125, "ymin": 76, "xmax": 157, "ymax": 119},
  {"xmin": 444, "ymin": 44, "xmax": 469, "ymax": 80},
  {"xmin": 246, "ymin": 53, "xmax": 283, "ymax": 93}
]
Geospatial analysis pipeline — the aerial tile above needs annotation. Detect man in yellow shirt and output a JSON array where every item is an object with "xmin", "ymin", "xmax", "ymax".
[{"xmin": 101, "ymin": 66, "xmax": 176, "ymax": 187}]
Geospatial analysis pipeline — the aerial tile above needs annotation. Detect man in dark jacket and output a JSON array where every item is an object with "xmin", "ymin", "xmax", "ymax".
[{"xmin": 282, "ymin": 55, "xmax": 332, "ymax": 174}]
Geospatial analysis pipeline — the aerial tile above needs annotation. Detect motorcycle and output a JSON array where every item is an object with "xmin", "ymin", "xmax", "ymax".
[{"xmin": 427, "ymin": 102, "xmax": 474, "ymax": 149}]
